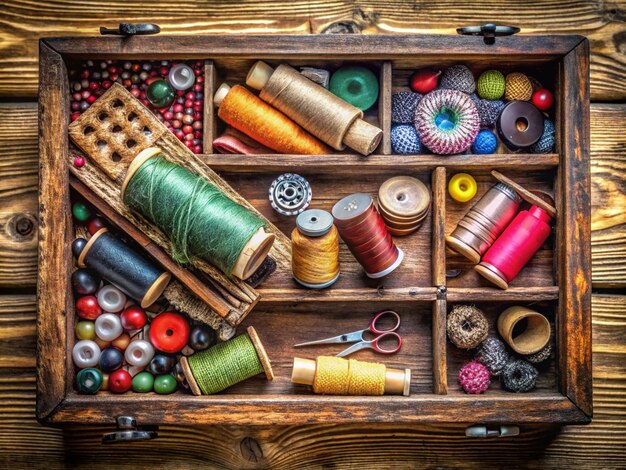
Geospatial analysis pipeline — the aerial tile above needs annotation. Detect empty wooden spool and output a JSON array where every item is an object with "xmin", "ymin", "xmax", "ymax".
[{"xmin": 497, "ymin": 306, "xmax": 551, "ymax": 355}]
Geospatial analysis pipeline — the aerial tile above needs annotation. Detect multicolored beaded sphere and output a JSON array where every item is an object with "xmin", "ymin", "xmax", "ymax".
[
  {"xmin": 476, "ymin": 70, "xmax": 505, "ymax": 100},
  {"xmin": 472, "ymin": 129, "xmax": 498, "ymax": 154},
  {"xmin": 391, "ymin": 124, "xmax": 422, "ymax": 154},
  {"xmin": 458, "ymin": 360, "xmax": 491, "ymax": 394}
]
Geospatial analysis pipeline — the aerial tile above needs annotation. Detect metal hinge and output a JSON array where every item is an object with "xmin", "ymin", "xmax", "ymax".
[
  {"xmin": 100, "ymin": 23, "xmax": 161, "ymax": 36},
  {"xmin": 465, "ymin": 425, "xmax": 520, "ymax": 438},
  {"xmin": 437, "ymin": 285, "xmax": 447, "ymax": 300},
  {"xmin": 457, "ymin": 24, "xmax": 520, "ymax": 45},
  {"xmin": 102, "ymin": 416, "xmax": 158, "ymax": 443}
]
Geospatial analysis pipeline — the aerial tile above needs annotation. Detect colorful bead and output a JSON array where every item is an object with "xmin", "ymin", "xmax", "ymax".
[
  {"xmin": 111, "ymin": 332, "xmax": 131, "ymax": 351},
  {"xmin": 529, "ymin": 119, "xmax": 556, "ymax": 154},
  {"xmin": 71, "ymin": 268, "xmax": 100, "ymax": 295},
  {"xmin": 409, "ymin": 68, "xmax": 441, "ymax": 94},
  {"xmin": 73, "ymin": 156, "xmax": 85, "ymax": 168},
  {"xmin": 475, "ymin": 337, "xmax": 509, "ymax": 376},
  {"xmin": 329, "ymin": 66, "xmax": 379, "ymax": 111},
  {"xmin": 95, "ymin": 313, "xmax": 123, "ymax": 341},
  {"xmin": 109, "ymin": 369, "xmax": 132, "ymax": 393},
  {"xmin": 470, "ymin": 94, "xmax": 505, "ymax": 128},
  {"xmin": 72, "ymin": 238, "xmax": 87, "ymax": 259},
  {"xmin": 472, "ymin": 129, "xmax": 498, "ymax": 154},
  {"xmin": 149, "ymin": 312, "xmax": 190, "ymax": 354},
  {"xmin": 75, "ymin": 321, "xmax": 96, "ymax": 340},
  {"xmin": 440, "ymin": 65, "xmax": 475, "ymax": 94},
  {"xmin": 76, "ymin": 368, "xmax": 103, "ymax": 394},
  {"xmin": 120, "ymin": 306, "xmax": 148, "ymax": 331},
  {"xmin": 448, "ymin": 173, "xmax": 478, "ymax": 203},
  {"xmin": 132, "ymin": 371, "xmax": 155, "ymax": 393},
  {"xmin": 458, "ymin": 361, "xmax": 491, "ymax": 394},
  {"xmin": 99, "ymin": 346, "xmax": 124, "ymax": 372},
  {"xmin": 125, "ymin": 339, "xmax": 155, "ymax": 367},
  {"xmin": 147, "ymin": 79, "xmax": 175, "ymax": 108},
  {"xmin": 447, "ymin": 305, "xmax": 489, "ymax": 349},
  {"xmin": 501, "ymin": 359, "xmax": 538, "ymax": 393},
  {"xmin": 97, "ymin": 285, "xmax": 126, "ymax": 313},
  {"xmin": 72, "ymin": 339, "xmax": 101, "ymax": 368},
  {"xmin": 391, "ymin": 92, "xmax": 422, "ymax": 124},
  {"xmin": 476, "ymin": 70, "xmax": 505, "ymax": 100},
  {"xmin": 148, "ymin": 354, "xmax": 176, "ymax": 375},
  {"xmin": 76, "ymin": 295, "xmax": 102, "ymax": 320},
  {"xmin": 154, "ymin": 374, "xmax": 177, "ymax": 394},
  {"xmin": 391, "ymin": 125, "xmax": 421, "ymax": 154},
  {"xmin": 188, "ymin": 324, "xmax": 217, "ymax": 351},
  {"xmin": 505, "ymin": 73, "xmax": 533, "ymax": 101},
  {"xmin": 87, "ymin": 217, "xmax": 106, "ymax": 235},
  {"xmin": 72, "ymin": 202, "xmax": 91, "ymax": 222},
  {"xmin": 168, "ymin": 64, "xmax": 195, "ymax": 91},
  {"xmin": 531, "ymin": 88, "xmax": 554, "ymax": 111}
]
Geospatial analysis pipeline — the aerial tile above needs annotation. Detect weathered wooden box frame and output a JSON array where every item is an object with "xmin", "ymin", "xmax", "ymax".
[{"xmin": 38, "ymin": 34, "xmax": 591, "ymax": 426}]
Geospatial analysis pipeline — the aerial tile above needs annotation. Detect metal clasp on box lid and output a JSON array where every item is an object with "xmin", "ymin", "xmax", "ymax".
[
  {"xmin": 100, "ymin": 24, "xmax": 161, "ymax": 36},
  {"xmin": 102, "ymin": 416, "xmax": 158, "ymax": 443},
  {"xmin": 457, "ymin": 24, "xmax": 520, "ymax": 45},
  {"xmin": 465, "ymin": 425, "xmax": 520, "ymax": 438}
]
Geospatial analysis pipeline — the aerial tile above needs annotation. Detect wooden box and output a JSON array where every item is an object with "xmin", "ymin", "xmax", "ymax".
[{"xmin": 38, "ymin": 34, "xmax": 591, "ymax": 427}]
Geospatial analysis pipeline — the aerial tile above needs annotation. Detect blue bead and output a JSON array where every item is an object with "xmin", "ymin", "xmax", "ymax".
[
  {"xmin": 472, "ymin": 129, "xmax": 498, "ymax": 154},
  {"xmin": 529, "ymin": 119, "xmax": 555, "ymax": 153},
  {"xmin": 391, "ymin": 125, "xmax": 422, "ymax": 154},
  {"xmin": 99, "ymin": 346, "xmax": 124, "ymax": 373}
]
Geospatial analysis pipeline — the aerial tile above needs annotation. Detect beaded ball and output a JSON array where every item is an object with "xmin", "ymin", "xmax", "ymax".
[
  {"xmin": 472, "ymin": 129, "xmax": 498, "ymax": 154},
  {"xmin": 502, "ymin": 359, "xmax": 539, "ymax": 393},
  {"xmin": 415, "ymin": 89, "xmax": 479, "ymax": 155},
  {"xmin": 475, "ymin": 337, "xmax": 509, "ymax": 376},
  {"xmin": 391, "ymin": 124, "xmax": 422, "ymax": 154},
  {"xmin": 505, "ymin": 72, "xmax": 533, "ymax": 101},
  {"xmin": 529, "ymin": 119, "xmax": 555, "ymax": 153},
  {"xmin": 392, "ymin": 91, "xmax": 422, "ymax": 124},
  {"xmin": 470, "ymin": 94, "xmax": 506, "ymax": 128},
  {"xmin": 440, "ymin": 65, "xmax": 476, "ymax": 94},
  {"xmin": 526, "ymin": 342, "xmax": 552, "ymax": 364},
  {"xmin": 459, "ymin": 360, "xmax": 491, "ymax": 394},
  {"xmin": 447, "ymin": 304, "xmax": 489, "ymax": 350},
  {"xmin": 477, "ymin": 70, "xmax": 505, "ymax": 100}
]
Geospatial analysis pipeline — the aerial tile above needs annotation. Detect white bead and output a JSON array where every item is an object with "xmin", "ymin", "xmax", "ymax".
[
  {"xmin": 95, "ymin": 313, "xmax": 123, "ymax": 341},
  {"xmin": 97, "ymin": 285, "xmax": 127, "ymax": 313},
  {"xmin": 72, "ymin": 340, "xmax": 101, "ymax": 368},
  {"xmin": 168, "ymin": 64, "xmax": 195, "ymax": 90},
  {"xmin": 125, "ymin": 340, "xmax": 155, "ymax": 367}
]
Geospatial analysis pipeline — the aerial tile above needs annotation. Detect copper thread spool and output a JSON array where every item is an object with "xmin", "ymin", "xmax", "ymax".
[
  {"xmin": 332, "ymin": 193, "xmax": 403, "ymax": 278},
  {"xmin": 377, "ymin": 176, "xmax": 431, "ymax": 237},
  {"xmin": 446, "ymin": 183, "xmax": 521, "ymax": 263}
]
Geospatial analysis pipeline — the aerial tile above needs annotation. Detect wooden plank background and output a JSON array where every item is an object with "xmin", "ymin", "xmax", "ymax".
[{"xmin": 0, "ymin": 1, "xmax": 624, "ymax": 467}]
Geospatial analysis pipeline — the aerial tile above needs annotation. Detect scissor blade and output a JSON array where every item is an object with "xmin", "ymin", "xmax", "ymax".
[{"xmin": 294, "ymin": 334, "xmax": 347, "ymax": 347}]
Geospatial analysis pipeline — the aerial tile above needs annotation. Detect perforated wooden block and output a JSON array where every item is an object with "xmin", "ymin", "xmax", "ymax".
[{"xmin": 68, "ymin": 83, "xmax": 166, "ymax": 182}]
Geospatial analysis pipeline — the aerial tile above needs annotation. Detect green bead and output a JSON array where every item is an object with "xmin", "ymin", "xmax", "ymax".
[
  {"xmin": 132, "ymin": 371, "xmax": 155, "ymax": 393},
  {"xmin": 75, "ymin": 321, "xmax": 95, "ymax": 340},
  {"xmin": 477, "ymin": 70, "xmax": 506, "ymax": 100},
  {"xmin": 72, "ymin": 202, "xmax": 91, "ymax": 222},
  {"xmin": 76, "ymin": 368, "xmax": 103, "ymax": 394},
  {"xmin": 154, "ymin": 374, "xmax": 177, "ymax": 394},
  {"xmin": 329, "ymin": 66, "xmax": 379, "ymax": 111},
  {"xmin": 147, "ymin": 79, "xmax": 175, "ymax": 108}
]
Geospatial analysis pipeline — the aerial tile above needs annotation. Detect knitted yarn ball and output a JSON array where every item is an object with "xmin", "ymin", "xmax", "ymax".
[
  {"xmin": 472, "ymin": 129, "xmax": 498, "ymax": 154},
  {"xmin": 505, "ymin": 72, "xmax": 533, "ymax": 101},
  {"xmin": 477, "ymin": 70, "xmax": 505, "ymax": 100},
  {"xmin": 502, "ymin": 359, "xmax": 539, "ymax": 393},
  {"xmin": 526, "ymin": 342, "xmax": 552, "ymax": 364},
  {"xmin": 475, "ymin": 337, "xmax": 509, "ymax": 376},
  {"xmin": 529, "ymin": 119, "xmax": 555, "ymax": 153},
  {"xmin": 391, "ymin": 124, "xmax": 422, "ymax": 154},
  {"xmin": 392, "ymin": 91, "xmax": 422, "ymax": 124},
  {"xmin": 459, "ymin": 360, "xmax": 491, "ymax": 394},
  {"xmin": 470, "ymin": 94, "xmax": 506, "ymax": 128},
  {"xmin": 447, "ymin": 304, "xmax": 489, "ymax": 349},
  {"xmin": 440, "ymin": 65, "xmax": 476, "ymax": 94},
  {"xmin": 415, "ymin": 89, "xmax": 480, "ymax": 155}
]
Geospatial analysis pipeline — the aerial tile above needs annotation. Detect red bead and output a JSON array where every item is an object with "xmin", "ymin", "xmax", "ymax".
[
  {"xmin": 87, "ymin": 95, "xmax": 97, "ymax": 104},
  {"xmin": 193, "ymin": 103, "xmax": 202, "ymax": 112},
  {"xmin": 89, "ymin": 81, "xmax": 99, "ymax": 91},
  {"xmin": 108, "ymin": 66, "xmax": 118, "ymax": 74},
  {"xmin": 130, "ymin": 88, "xmax": 141, "ymax": 98},
  {"xmin": 196, "ymin": 75, "xmax": 205, "ymax": 84},
  {"xmin": 172, "ymin": 120, "xmax": 182, "ymax": 129},
  {"xmin": 176, "ymin": 89, "xmax": 185, "ymax": 97},
  {"xmin": 194, "ymin": 68, "xmax": 201, "ymax": 76},
  {"xmin": 73, "ymin": 92, "xmax": 82, "ymax": 101},
  {"xmin": 532, "ymin": 89, "xmax": 554, "ymax": 111},
  {"xmin": 73, "ymin": 156, "xmax": 85, "ymax": 167},
  {"xmin": 122, "ymin": 79, "xmax": 132, "ymax": 88},
  {"xmin": 192, "ymin": 121, "xmax": 203, "ymax": 130},
  {"xmin": 88, "ymin": 217, "xmax": 105, "ymax": 235},
  {"xmin": 120, "ymin": 306, "xmax": 148, "ymax": 330},
  {"xmin": 184, "ymin": 140, "xmax": 194, "ymax": 149},
  {"xmin": 71, "ymin": 112, "xmax": 81, "ymax": 122},
  {"xmin": 193, "ymin": 112, "xmax": 202, "ymax": 120},
  {"xmin": 163, "ymin": 111, "xmax": 174, "ymax": 120},
  {"xmin": 109, "ymin": 369, "xmax": 132, "ymax": 393},
  {"xmin": 193, "ymin": 145, "xmax": 202, "ymax": 154},
  {"xmin": 163, "ymin": 120, "xmax": 171, "ymax": 128},
  {"xmin": 109, "ymin": 73, "xmax": 119, "ymax": 82},
  {"xmin": 173, "ymin": 104, "xmax": 183, "ymax": 113},
  {"xmin": 132, "ymin": 63, "xmax": 141, "ymax": 72},
  {"xmin": 80, "ymin": 69, "xmax": 90, "ymax": 79},
  {"xmin": 174, "ymin": 129, "xmax": 184, "ymax": 139},
  {"xmin": 193, "ymin": 84, "xmax": 203, "ymax": 92},
  {"xmin": 141, "ymin": 99, "xmax": 150, "ymax": 106},
  {"xmin": 81, "ymin": 90, "xmax": 91, "ymax": 99},
  {"xmin": 184, "ymin": 99, "xmax": 194, "ymax": 108},
  {"xmin": 181, "ymin": 125, "xmax": 192, "ymax": 134},
  {"xmin": 409, "ymin": 68, "xmax": 441, "ymax": 94},
  {"xmin": 149, "ymin": 312, "xmax": 190, "ymax": 353},
  {"xmin": 146, "ymin": 76, "xmax": 159, "ymax": 86},
  {"xmin": 194, "ymin": 130, "xmax": 203, "ymax": 139},
  {"xmin": 185, "ymin": 91, "xmax": 195, "ymax": 100},
  {"xmin": 102, "ymin": 80, "xmax": 112, "ymax": 89},
  {"xmin": 76, "ymin": 295, "xmax": 102, "ymax": 320},
  {"xmin": 184, "ymin": 133, "xmax": 194, "ymax": 142},
  {"xmin": 160, "ymin": 66, "xmax": 170, "ymax": 76}
]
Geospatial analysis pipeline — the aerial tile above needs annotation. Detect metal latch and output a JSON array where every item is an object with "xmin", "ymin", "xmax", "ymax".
[
  {"xmin": 100, "ymin": 23, "xmax": 161, "ymax": 36},
  {"xmin": 102, "ymin": 416, "xmax": 158, "ymax": 444},
  {"xmin": 465, "ymin": 425, "xmax": 520, "ymax": 438},
  {"xmin": 457, "ymin": 24, "xmax": 520, "ymax": 45}
]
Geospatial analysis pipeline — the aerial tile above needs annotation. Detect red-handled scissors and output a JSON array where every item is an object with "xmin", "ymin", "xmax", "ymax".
[{"xmin": 294, "ymin": 310, "xmax": 402, "ymax": 357}]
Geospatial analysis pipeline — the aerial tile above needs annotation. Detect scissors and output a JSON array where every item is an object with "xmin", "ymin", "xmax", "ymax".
[{"xmin": 294, "ymin": 310, "xmax": 402, "ymax": 357}]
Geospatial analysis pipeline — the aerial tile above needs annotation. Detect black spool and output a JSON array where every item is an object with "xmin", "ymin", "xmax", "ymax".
[{"xmin": 76, "ymin": 228, "xmax": 171, "ymax": 308}]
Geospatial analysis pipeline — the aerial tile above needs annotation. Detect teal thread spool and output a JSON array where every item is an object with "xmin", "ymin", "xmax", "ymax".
[
  {"xmin": 329, "ymin": 66, "xmax": 379, "ymax": 111},
  {"xmin": 121, "ymin": 148, "xmax": 275, "ymax": 279},
  {"xmin": 181, "ymin": 326, "xmax": 274, "ymax": 395}
]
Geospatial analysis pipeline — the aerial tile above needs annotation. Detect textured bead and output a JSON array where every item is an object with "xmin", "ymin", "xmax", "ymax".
[
  {"xmin": 458, "ymin": 360, "xmax": 491, "ymax": 394},
  {"xmin": 125, "ymin": 339, "xmax": 155, "ymax": 367},
  {"xmin": 72, "ymin": 340, "xmax": 101, "ymax": 368},
  {"xmin": 475, "ymin": 337, "xmax": 509, "ymax": 376},
  {"xmin": 154, "ymin": 374, "xmax": 177, "ymax": 394},
  {"xmin": 391, "ymin": 91, "xmax": 422, "ymax": 124},
  {"xmin": 470, "ymin": 94, "xmax": 505, "ymax": 128},
  {"xmin": 476, "ymin": 70, "xmax": 505, "ymax": 100},
  {"xmin": 76, "ymin": 368, "xmax": 103, "ymax": 394},
  {"xmin": 471, "ymin": 129, "xmax": 498, "ymax": 154},
  {"xmin": 505, "ymin": 73, "xmax": 533, "ymax": 101},
  {"xmin": 391, "ymin": 125, "xmax": 422, "ymax": 154},
  {"xmin": 526, "ymin": 342, "xmax": 552, "ymax": 364},
  {"xmin": 502, "ymin": 359, "xmax": 538, "ymax": 393},
  {"xmin": 447, "ymin": 305, "xmax": 489, "ymax": 350},
  {"xmin": 529, "ymin": 119, "xmax": 556, "ymax": 154},
  {"xmin": 97, "ymin": 285, "xmax": 127, "ymax": 313},
  {"xmin": 440, "ymin": 65, "xmax": 475, "ymax": 94},
  {"xmin": 95, "ymin": 313, "xmax": 123, "ymax": 341}
]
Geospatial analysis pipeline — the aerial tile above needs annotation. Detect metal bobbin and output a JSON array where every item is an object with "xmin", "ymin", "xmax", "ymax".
[{"xmin": 269, "ymin": 173, "xmax": 312, "ymax": 216}]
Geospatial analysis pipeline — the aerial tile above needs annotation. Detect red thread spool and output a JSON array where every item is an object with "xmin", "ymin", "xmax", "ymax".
[
  {"xmin": 475, "ymin": 205, "xmax": 552, "ymax": 289},
  {"xmin": 332, "ymin": 193, "xmax": 403, "ymax": 278}
]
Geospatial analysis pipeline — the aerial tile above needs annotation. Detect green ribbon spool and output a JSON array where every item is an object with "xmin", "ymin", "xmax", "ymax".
[{"xmin": 329, "ymin": 66, "xmax": 379, "ymax": 111}]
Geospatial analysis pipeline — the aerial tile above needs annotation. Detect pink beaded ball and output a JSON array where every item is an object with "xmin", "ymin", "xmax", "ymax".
[{"xmin": 458, "ymin": 360, "xmax": 491, "ymax": 394}]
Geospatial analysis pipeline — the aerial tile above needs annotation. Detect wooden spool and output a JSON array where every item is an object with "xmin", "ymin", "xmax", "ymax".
[
  {"xmin": 377, "ymin": 176, "xmax": 430, "ymax": 236},
  {"xmin": 497, "ymin": 306, "xmax": 551, "ymax": 355}
]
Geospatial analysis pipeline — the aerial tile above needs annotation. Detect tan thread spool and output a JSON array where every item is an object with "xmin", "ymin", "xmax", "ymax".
[
  {"xmin": 291, "ymin": 357, "xmax": 411, "ymax": 396},
  {"xmin": 246, "ymin": 61, "xmax": 383, "ymax": 155},
  {"xmin": 291, "ymin": 209, "xmax": 340, "ymax": 289},
  {"xmin": 497, "ymin": 306, "xmax": 551, "ymax": 355}
]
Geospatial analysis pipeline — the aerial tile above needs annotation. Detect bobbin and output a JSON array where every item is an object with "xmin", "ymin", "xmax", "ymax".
[
  {"xmin": 377, "ymin": 176, "xmax": 431, "ymax": 236},
  {"xmin": 496, "ymin": 101, "xmax": 544, "ymax": 150},
  {"xmin": 269, "ymin": 173, "xmax": 312, "ymax": 216},
  {"xmin": 497, "ymin": 306, "xmax": 551, "ymax": 355},
  {"xmin": 291, "ymin": 357, "xmax": 411, "ymax": 396}
]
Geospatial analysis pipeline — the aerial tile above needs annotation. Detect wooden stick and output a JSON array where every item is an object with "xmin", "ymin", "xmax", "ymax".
[{"xmin": 491, "ymin": 170, "xmax": 557, "ymax": 218}]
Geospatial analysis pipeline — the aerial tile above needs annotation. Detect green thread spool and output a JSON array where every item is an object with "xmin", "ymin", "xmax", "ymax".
[
  {"xmin": 121, "ymin": 148, "xmax": 275, "ymax": 279},
  {"xmin": 182, "ymin": 326, "xmax": 274, "ymax": 395}
]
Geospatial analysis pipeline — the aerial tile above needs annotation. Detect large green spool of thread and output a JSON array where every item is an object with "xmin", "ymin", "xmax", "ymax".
[
  {"xmin": 121, "ymin": 148, "xmax": 275, "ymax": 279},
  {"xmin": 181, "ymin": 326, "xmax": 274, "ymax": 395}
]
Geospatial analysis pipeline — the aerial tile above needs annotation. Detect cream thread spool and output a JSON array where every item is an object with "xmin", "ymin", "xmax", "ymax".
[{"xmin": 497, "ymin": 306, "xmax": 551, "ymax": 355}]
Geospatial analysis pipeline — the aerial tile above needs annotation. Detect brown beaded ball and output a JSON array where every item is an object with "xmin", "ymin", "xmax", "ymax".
[
  {"xmin": 447, "ymin": 305, "xmax": 489, "ymax": 350},
  {"xmin": 505, "ymin": 72, "xmax": 533, "ymax": 101},
  {"xmin": 526, "ymin": 342, "xmax": 552, "ymax": 364}
]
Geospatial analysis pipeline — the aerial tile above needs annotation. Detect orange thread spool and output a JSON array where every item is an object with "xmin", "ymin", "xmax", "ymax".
[{"xmin": 216, "ymin": 84, "xmax": 330, "ymax": 155}]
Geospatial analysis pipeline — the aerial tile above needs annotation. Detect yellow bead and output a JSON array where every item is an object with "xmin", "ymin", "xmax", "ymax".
[{"xmin": 448, "ymin": 173, "xmax": 478, "ymax": 203}]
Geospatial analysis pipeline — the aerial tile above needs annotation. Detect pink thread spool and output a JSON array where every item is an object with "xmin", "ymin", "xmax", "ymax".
[{"xmin": 475, "ymin": 205, "xmax": 552, "ymax": 289}]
